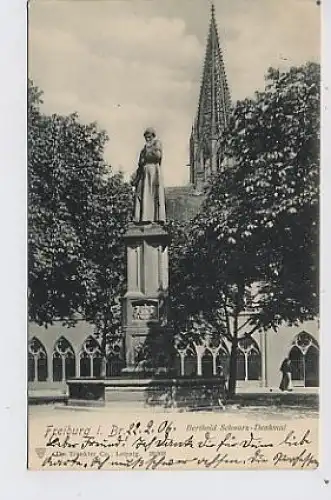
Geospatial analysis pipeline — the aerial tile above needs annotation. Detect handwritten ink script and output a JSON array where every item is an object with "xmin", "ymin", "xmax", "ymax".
[{"xmin": 28, "ymin": 413, "xmax": 319, "ymax": 471}]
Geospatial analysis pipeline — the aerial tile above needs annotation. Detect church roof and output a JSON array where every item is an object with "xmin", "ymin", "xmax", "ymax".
[
  {"xmin": 193, "ymin": 3, "xmax": 231, "ymax": 143},
  {"xmin": 165, "ymin": 186, "xmax": 204, "ymax": 222}
]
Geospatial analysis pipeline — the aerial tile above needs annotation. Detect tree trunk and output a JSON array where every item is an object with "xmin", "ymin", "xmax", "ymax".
[
  {"xmin": 100, "ymin": 321, "xmax": 108, "ymax": 379},
  {"xmin": 227, "ymin": 337, "xmax": 238, "ymax": 397},
  {"xmin": 100, "ymin": 355, "xmax": 107, "ymax": 379},
  {"xmin": 227, "ymin": 283, "xmax": 243, "ymax": 397}
]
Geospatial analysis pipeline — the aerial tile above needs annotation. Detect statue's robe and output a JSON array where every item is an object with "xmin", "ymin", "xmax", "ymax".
[{"xmin": 133, "ymin": 138, "xmax": 166, "ymax": 223}]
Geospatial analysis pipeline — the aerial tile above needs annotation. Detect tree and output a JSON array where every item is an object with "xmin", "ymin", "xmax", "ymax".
[
  {"xmin": 166, "ymin": 219, "xmax": 192, "ymax": 327},
  {"xmin": 28, "ymin": 80, "xmax": 109, "ymax": 325},
  {"xmin": 214, "ymin": 62, "xmax": 319, "ymax": 327},
  {"xmin": 28, "ymin": 79, "xmax": 133, "ymax": 364},
  {"xmin": 83, "ymin": 173, "xmax": 133, "ymax": 376},
  {"xmin": 170, "ymin": 63, "xmax": 320, "ymax": 395}
]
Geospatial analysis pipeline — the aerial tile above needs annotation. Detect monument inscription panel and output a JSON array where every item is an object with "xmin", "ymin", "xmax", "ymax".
[{"xmin": 132, "ymin": 300, "xmax": 159, "ymax": 321}]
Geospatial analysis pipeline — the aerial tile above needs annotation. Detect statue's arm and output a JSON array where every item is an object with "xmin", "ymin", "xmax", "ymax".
[
  {"xmin": 138, "ymin": 147, "xmax": 146, "ymax": 168},
  {"xmin": 151, "ymin": 139, "xmax": 162, "ymax": 163},
  {"xmin": 132, "ymin": 148, "xmax": 145, "ymax": 186}
]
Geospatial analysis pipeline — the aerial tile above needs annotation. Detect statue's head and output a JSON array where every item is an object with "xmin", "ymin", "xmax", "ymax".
[{"xmin": 143, "ymin": 127, "xmax": 156, "ymax": 143}]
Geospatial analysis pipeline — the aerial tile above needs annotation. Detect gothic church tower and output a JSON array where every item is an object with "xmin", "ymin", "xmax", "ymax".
[{"xmin": 189, "ymin": 3, "xmax": 231, "ymax": 191}]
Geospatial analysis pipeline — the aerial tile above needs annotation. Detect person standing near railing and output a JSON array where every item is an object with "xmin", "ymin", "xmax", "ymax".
[{"xmin": 279, "ymin": 357, "xmax": 293, "ymax": 392}]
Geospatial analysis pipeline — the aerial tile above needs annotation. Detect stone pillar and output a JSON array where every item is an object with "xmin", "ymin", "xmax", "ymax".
[
  {"xmin": 178, "ymin": 350, "xmax": 186, "ymax": 376},
  {"xmin": 260, "ymin": 331, "xmax": 267, "ymax": 387},
  {"xmin": 212, "ymin": 352, "xmax": 218, "ymax": 376},
  {"xmin": 197, "ymin": 355, "xmax": 202, "ymax": 377},
  {"xmin": 75, "ymin": 354, "xmax": 80, "ymax": 378},
  {"xmin": 62, "ymin": 357, "xmax": 66, "ymax": 383},
  {"xmin": 194, "ymin": 344, "xmax": 205, "ymax": 377},
  {"xmin": 34, "ymin": 356, "xmax": 38, "ymax": 382},
  {"xmin": 244, "ymin": 353, "xmax": 248, "ymax": 382},
  {"xmin": 46, "ymin": 350, "xmax": 52, "ymax": 382},
  {"xmin": 122, "ymin": 223, "xmax": 170, "ymax": 374}
]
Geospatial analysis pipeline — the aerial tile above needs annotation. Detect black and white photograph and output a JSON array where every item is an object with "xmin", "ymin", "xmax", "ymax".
[{"xmin": 27, "ymin": 0, "xmax": 320, "ymax": 471}]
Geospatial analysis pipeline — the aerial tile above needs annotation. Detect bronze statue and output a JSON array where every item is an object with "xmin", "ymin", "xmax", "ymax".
[{"xmin": 133, "ymin": 127, "xmax": 166, "ymax": 224}]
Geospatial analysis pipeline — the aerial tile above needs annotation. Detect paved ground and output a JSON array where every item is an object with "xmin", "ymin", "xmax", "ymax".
[
  {"xmin": 28, "ymin": 385, "xmax": 319, "ymax": 422},
  {"xmin": 28, "ymin": 386, "xmax": 318, "ymax": 397},
  {"xmin": 28, "ymin": 399, "xmax": 319, "ymax": 421}
]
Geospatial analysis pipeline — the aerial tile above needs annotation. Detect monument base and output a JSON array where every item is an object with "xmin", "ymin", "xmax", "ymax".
[
  {"xmin": 122, "ymin": 222, "xmax": 171, "ymax": 371},
  {"xmin": 67, "ymin": 377, "xmax": 226, "ymax": 409}
]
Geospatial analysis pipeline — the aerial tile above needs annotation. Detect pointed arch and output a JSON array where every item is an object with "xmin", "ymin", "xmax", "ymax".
[
  {"xmin": 237, "ymin": 337, "xmax": 261, "ymax": 381},
  {"xmin": 80, "ymin": 336, "xmax": 102, "ymax": 378},
  {"xmin": 305, "ymin": 345, "xmax": 319, "ymax": 387},
  {"xmin": 52, "ymin": 336, "xmax": 76, "ymax": 382},
  {"xmin": 289, "ymin": 332, "xmax": 319, "ymax": 387},
  {"xmin": 185, "ymin": 347, "xmax": 197, "ymax": 377},
  {"xmin": 106, "ymin": 342, "xmax": 125, "ymax": 377},
  {"xmin": 28, "ymin": 337, "xmax": 48, "ymax": 382},
  {"xmin": 178, "ymin": 345, "xmax": 196, "ymax": 377},
  {"xmin": 292, "ymin": 331, "xmax": 319, "ymax": 352},
  {"xmin": 289, "ymin": 346, "xmax": 304, "ymax": 382},
  {"xmin": 201, "ymin": 349, "xmax": 213, "ymax": 377},
  {"xmin": 215, "ymin": 342, "xmax": 230, "ymax": 377},
  {"xmin": 202, "ymin": 340, "xmax": 229, "ymax": 377}
]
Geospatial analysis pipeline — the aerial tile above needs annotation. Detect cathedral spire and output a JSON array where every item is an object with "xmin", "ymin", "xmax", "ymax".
[
  {"xmin": 198, "ymin": 2, "xmax": 231, "ymax": 140},
  {"xmin": 189, "ymin": 3, "xmax": 231, "ymax": 190}
]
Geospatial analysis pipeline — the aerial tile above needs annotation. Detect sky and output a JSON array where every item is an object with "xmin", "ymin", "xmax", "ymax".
[{"xmin": 29, "ymin": 0, "xmax": 320, "ymax": 186}]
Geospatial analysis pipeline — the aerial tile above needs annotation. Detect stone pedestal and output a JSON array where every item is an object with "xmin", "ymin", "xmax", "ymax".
[
  {"xmin": 67, "ymin": 377, "xmax": 227, "ymax": 409},
  {"xmin": 122, "ymin": 222, "xmax": 170, "ymax": 372}
]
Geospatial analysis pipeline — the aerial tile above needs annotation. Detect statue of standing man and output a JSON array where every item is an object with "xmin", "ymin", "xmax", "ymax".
[{"xmin": 133, "ymin": 127, "xmax": 166, "ymax": 224}]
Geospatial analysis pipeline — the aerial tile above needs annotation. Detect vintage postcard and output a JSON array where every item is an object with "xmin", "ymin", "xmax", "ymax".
[{"xmin": 27, "ymin": 0, "xmax": 320, "ymax": 471}]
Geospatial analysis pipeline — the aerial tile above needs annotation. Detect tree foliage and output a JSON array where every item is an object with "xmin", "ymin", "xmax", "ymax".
[
  {"xmin": 83, "ymin": 172, "xmax": 133, "ymax": 364},
  {"xmin": 28, "ymin": 80, "xmax": 133, "ymax": 344},
  {"xmin": 210, "ymin": 62, "xmax": 320, "ymax": 327},
  {"xmin": 170, "ymin": 63, "xmax": 320, "ymax": 394}
]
